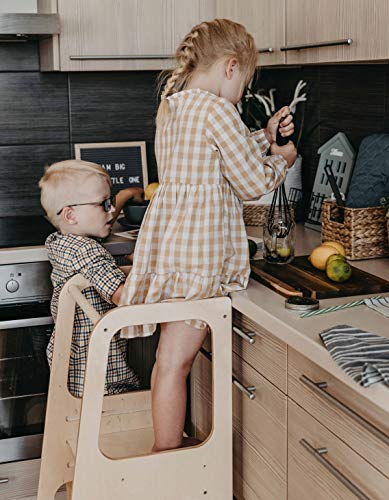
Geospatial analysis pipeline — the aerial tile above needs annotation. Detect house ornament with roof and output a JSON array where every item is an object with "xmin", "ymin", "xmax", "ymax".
[{"xmin": 305, "ymin": 132, "xmax": 355, "ymax": 231}]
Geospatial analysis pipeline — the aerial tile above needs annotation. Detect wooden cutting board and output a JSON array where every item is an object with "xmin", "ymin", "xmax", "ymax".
[{"xmin": 250, "ymin": 256, "xmax": 389, "ymax": 299}]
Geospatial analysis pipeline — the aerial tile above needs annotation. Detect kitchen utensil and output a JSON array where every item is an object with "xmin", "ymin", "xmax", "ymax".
[
  {"xmin": 263, "ymin": 183, "xmax": 295, "ymax": 264},
  {"xmin": 324, "ymin": 164, "xmax": 345, "ymax": 207},
  {"xmin": 250, "ymin": 256, "xmax": 389, "ymax": 299}
]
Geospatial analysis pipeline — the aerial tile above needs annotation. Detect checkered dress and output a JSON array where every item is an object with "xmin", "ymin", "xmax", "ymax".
[
  {"xmin": 120, "ymin": 89, "xmax": 287, "ymax": 337},
  {"xmin": 46, "ymin": 233, "xmax": 140, "ymax": 397}
]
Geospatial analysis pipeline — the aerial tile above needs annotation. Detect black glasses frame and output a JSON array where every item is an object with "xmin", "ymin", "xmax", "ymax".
[{"xmin": 56, "ymin": 195, "xmax": 116, "ymax": 216}]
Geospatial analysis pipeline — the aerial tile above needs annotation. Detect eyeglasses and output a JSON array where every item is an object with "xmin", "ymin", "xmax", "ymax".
[{"xmin": 56, "ymin": 195, "xmax": 116, "ymax": 216}]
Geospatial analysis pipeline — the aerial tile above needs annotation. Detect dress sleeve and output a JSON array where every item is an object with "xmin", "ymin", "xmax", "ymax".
[
  {"xmin": 207, "ymin": 100, "xmax": 288, "ymax": 201},
  {"xmin": 73, "ymin": 240, "xmax": 125, "ymax": 304}
]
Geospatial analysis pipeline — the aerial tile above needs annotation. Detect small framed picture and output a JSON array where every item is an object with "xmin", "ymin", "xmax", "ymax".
[{"xmin": 74, "ymin": 141, "xmax": 148, "ymax": 193}]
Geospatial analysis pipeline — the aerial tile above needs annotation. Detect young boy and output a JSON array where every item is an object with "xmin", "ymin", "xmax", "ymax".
[{"xmin": 39, "ymin": 159, "xmax": 142, "ymax": 397}]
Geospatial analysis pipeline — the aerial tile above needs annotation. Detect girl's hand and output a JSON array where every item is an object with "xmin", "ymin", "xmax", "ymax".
[
  {"xmin": 270, "ymin": 141, "xmax": 297, "ymax": 168},
  {"xmin": 264, "ymin": 106, "xmax": 294, "ymax": 144}
]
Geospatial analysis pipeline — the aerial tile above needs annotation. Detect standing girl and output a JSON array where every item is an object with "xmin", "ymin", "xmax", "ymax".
[{"xmin": 121, "ymin": 18, "xmax": 296, "ymax": 452}]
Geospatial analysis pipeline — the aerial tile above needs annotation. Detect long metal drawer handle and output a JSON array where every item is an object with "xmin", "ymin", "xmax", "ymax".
[
  {"xmin": 0, "ymin": 316, "xmax": 53, "ymax": 330},
  {"xmin": 300, "ymin": 439, "xmax": 370, "ymax": 500},
  {"xmin": 258, "ymin": 47, "xmax": 274, "ymax": 53},
  {"xmin": 300, "ymin": 375, "xmax": 389, "ymax": 446},
  {"xmin": 232, "ymin": 377, "xmax": 256, "ymax": 400},
  {"xmin": 0, "ymin": 478, "xmax": 9, "ymax": 484},
  {"xmin": 232, "ymin": 326, "xmax": 256, "ymax": 344},
  {"xmin": 69, "ymin": 54, "xmax": 173, "ymax": 60},
  {"xmin": 280, "ymin": 38, "xmax": 352, "ymax": 51}
]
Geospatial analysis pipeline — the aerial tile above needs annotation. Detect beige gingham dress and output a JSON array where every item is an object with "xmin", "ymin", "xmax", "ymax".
[{"xmin": 120, "ymin": 89, "xmax": 287, "ymax": 337}]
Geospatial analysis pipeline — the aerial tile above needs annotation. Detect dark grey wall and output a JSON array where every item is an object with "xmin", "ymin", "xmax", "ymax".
[
  {"xmin": 1, "ymin": 41, "xmax": 388, "ymax": 217},
  {"xmin": 0, "ymin": 42, "xmax": 159, "ymax": 217}
]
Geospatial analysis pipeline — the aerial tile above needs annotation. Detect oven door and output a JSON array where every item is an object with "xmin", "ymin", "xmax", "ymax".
[{"xmin": 0, "ymin": 301, "xmax": 53, "ymax": 463}]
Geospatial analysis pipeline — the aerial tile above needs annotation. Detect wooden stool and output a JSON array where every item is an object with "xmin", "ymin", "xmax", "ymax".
[{"xmin": 38, "ymin": 274, "xmax": 232, "ymax": 499}]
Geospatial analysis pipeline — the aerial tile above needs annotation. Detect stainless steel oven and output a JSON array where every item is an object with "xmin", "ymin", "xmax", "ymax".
[{"xmin": 0, "ymin": 261, "xmax": 53, "ymax": 463}]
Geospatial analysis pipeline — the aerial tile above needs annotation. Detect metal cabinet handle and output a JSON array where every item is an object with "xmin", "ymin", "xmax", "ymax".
[
  {"xmin": 280, "ymin": 38, "xmax": 352, "ymax": 51},
  {"xmin": 232, "ymin": 377, "xmax": 256, "ymax": 400},
  {"xmin": 69, "ymin": 54, "xmax": 173, "ymax": 60},
  {"xmin": 233, "ymin": 326, "xmax": 256, "ymax": 344},
  {"xmin": 300, "ymin": 375, "xmax": 389, "ymax": 446},
  {"xmin": 258, "ymin": 47, "xmax": 274, "ymax": 53},
  {"xmin": 0, "ymin": 478, "xmax": 9, "ymax": 484},
  {"xmin": 300, "ymin": 439, "xmax": 369, "ymax": 500}
]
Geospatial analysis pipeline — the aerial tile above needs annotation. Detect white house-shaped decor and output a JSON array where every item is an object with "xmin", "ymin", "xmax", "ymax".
[{"xmin": 305, "ymin": 132, "xmax": 355, "ymax": 231}]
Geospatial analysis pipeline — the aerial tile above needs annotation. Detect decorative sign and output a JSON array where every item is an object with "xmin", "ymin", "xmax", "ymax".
[{"xmin": 74, "ymin": 141, "xmax": 148, "ymax": 194}]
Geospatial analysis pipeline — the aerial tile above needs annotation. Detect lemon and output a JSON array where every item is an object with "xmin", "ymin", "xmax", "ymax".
[
  {"xmin": 248, "ymin": 239, "xmax": 257, "ymax": 259},
  {"xmin": 326, "ymin": 253, "xmax": 346, "ymax": 266},
  {"xmin": 144, "ymin": 182, "xmax": 159, "ymax": 200},
  {"xmin": 308, "ymin": 245, "xmax": 338, "ymax": 271},
  {"xmin": 326, "ymin": 259, "xmax": 352, "ymax": 282},
  {"xmin": 322, "ymin": 241, "xmax": 346, "ymax": 256},
  {"xmin": 277, "ymin": 245, "xmax": 291, "ymax": 258}
]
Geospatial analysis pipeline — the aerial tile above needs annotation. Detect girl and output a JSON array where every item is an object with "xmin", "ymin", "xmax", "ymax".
[{"xmin": 121, "ymin": 18, "xmax": 296, "ymax": 452}]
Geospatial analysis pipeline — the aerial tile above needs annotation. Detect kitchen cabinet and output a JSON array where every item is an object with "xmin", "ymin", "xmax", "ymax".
[
  {"xmin": 215, "ymin": 0, "xmax": 285, "ymax": 66},
  {"xmin": 38, "ymin": 0, "xmax": 216, "ymax": 71},
  {"xmin": 190, "ymin": 311, "xmax": 287, "ymax": 499},
  {"xmin": 285, "ymin": 0, "xmax": 389, "ymax": 64}
]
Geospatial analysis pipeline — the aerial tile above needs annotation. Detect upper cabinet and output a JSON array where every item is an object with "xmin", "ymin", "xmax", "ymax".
[
  {"xmin": 216, "ymin": 0, "xmax": 285, "ymax": 66},
  {"xmin": 285, "ymin": 0, "xmax": 389, "ymax": 64},
  {"xmin": 38, "ymin": 0, "xmax": 216, "ymax": 71}
]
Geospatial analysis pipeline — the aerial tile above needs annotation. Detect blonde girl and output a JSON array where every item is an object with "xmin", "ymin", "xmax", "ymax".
[{"xmin": 121, "ymin": 18, "xmax": 296, "ymax": 452}]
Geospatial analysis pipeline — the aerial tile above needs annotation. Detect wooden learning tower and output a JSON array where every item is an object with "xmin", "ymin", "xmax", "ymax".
[{"xmin": 37, "ymin": 274, "xmax": 233, "ymax": 499}]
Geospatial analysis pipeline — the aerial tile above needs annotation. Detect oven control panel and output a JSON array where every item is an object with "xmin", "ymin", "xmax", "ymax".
[{"xmin": 0, "ymin": 261, "xmax": 53, "ymax": 304}]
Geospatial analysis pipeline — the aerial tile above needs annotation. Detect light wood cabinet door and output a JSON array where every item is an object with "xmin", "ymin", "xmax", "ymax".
[
  {"xmin": 288, "ymin": 399, "xmax": 389, "ymax": 500},
  {"xmin": 232, "ymin": 352, "xmax": 287, "ymax": 500},
  {"xmin": 288, "ymin": 348, "xmax": 389, "ymax": 478},
  {"xmin": 190, "ymin": 349, "xmax": 213, "ymax": 441},
  {"xmin": 40, "ymin": 0, "xmax": 217, "ymax": 71},
  {"xmin": 216, "ymin": 0, "xmax": 286, "ymax": 66},
  {"xmin": 285, "ymin": 0, "xmax": 389, "ymax": 64}
]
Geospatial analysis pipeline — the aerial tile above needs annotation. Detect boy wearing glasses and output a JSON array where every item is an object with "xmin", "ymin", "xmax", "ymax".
[{"xmin": 39, "ymin": 159, "xmax": 142, "ymax": 397}]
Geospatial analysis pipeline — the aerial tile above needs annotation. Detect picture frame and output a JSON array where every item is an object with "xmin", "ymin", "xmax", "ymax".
[{"xmin": 74, "ymin": 141, "xmax": 148, "ymax": 193}]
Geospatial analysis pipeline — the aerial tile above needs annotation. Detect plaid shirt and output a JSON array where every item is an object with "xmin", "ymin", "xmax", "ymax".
[
  {"xmin": 121, "ymin": 89, "xmax": 287, "ymax": 337},
  {"xmin": 46, "ymin": 232, "xmax": 140, "ymax": 397}
]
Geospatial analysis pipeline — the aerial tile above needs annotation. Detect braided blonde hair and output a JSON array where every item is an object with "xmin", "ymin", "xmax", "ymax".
[{"xmin": 156, "ymin": 18, "xmax": 257, "ymax": 125}]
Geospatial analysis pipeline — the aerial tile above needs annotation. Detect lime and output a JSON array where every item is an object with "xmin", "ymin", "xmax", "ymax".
[
  {"xmin": 276, "ymin": 245, "xmax": 291, "ymax": 258},
  {"xmin": 248, "ymin": 239, "xmax": 257, "ymax": 259},
  {"xmin": 326, "ymin": 253, "xmax": 346, "ymax": 266},
  {"xmin": 326, "ymin": 259, "xmax": 352, "ymax": 282}
]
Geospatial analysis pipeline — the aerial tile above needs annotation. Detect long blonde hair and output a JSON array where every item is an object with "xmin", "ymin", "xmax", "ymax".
[{"xmin": 156, "ymin": 18, "xmax": 257, "ymax": 126}]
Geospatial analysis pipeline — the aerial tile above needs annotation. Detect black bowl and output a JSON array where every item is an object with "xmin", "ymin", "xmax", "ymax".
[{"xmin": 123, "ymin": 200, "xmax": 149, "ymax": 225}]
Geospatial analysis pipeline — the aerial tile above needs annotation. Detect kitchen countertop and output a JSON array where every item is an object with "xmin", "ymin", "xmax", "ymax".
[
  {"xmin": 233, "ymin": 224, "xmax": 389, "ymax": 413},
  {"xmin": 0, "ymin": 220, "xmax": 136, "ymax": 265}
]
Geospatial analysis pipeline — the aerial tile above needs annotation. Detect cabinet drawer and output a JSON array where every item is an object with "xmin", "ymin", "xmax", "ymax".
[
  {"xmin": 288, "ymin": 400, "xmax": 389, "ymax": 500},
  {"xmin": 233, "ymin": 352, "xmax": 287, "ymax": 500},
  {"xmin": 232, "ymin": 310, "xmax": 287, "ymax": 393},
  {"xmin": 0, "ymin": 459, "xmax": 40, "ymax": 499},
  {"xmin": 288, "ymin": 348, "xmax": 389, "ymax": 478}
]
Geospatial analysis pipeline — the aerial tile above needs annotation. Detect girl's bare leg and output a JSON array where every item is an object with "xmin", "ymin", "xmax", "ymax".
[{"xmin": 151, "ymin": 320, "xmax": 208, "ymax": 452}]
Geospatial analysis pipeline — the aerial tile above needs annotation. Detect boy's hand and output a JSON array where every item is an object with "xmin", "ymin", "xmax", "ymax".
[
  {"xmin": 264, "ymin": 106, "xmax": 294, "ymax": 144},
  {"xmin": 270, "ymin": 141, "xmax": 297, "ymax": 168},
  {"xmin": 112, "ymin": 187, "xmax": 144, "ymax": 222}
]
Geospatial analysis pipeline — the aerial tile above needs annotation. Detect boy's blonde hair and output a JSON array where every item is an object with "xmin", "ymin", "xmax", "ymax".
[
  {"xmin": 39, "ymin": 159, "xmax": 111, "ymax": 227},
  {"xmin": 157, "ymin": 18, "xmax": 257, "ymax": 125}
]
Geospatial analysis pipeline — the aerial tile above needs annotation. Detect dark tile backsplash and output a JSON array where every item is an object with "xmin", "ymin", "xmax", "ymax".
[{"xmin": 1, "ymin": 41, "xmax": 389, "ymax": 216}]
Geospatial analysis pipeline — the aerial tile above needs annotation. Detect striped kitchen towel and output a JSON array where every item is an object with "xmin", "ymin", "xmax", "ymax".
[
  {"xmin": 320, "ymin": 325, "xmax": 389, "ymax": 388},
  {"xmin": 364, "ymin": 296, "xmax": 389, "ymax": 318}
]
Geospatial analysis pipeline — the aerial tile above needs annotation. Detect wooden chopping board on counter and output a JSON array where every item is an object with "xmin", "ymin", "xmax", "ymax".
[{"xmin": 250, "ymin": 256, "xmax": 389, "ymax": 299}]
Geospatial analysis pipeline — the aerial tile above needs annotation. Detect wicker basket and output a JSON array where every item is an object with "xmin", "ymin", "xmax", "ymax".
[
  {"xmin": 321, "ymin": 200, "xmax": 389, "ymax": 260},
  {"xmin": 243, "ymin": 204, "xmax": 269, "ymax": 226}
]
